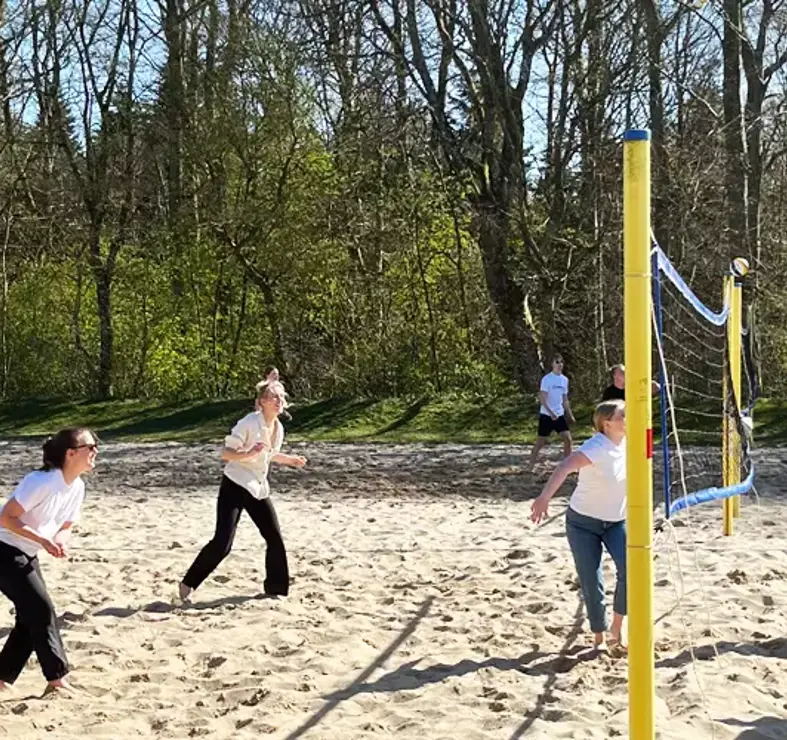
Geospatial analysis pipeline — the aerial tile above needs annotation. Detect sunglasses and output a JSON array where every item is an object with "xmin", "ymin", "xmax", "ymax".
[{"xmin": 71, "ymin": 443, "xmax": 99, "ymax": 452}]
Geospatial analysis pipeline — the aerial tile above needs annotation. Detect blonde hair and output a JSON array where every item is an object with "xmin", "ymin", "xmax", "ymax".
[
  {"xmin": 592, "ymin": 399, "xmax": 625, "ymax": 432},
  {"xmin": 255, "ymin": 379, "xmax": 290, "ymax": 410},
  {"xmin": 609, "ymin": 363, "xmax": 625, "ymax": 378}
]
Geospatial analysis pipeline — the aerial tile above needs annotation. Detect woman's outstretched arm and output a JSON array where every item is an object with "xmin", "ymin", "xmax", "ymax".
[{"xmin": 530, "ymin": 452, "xmax": 592, "ymax": 524}]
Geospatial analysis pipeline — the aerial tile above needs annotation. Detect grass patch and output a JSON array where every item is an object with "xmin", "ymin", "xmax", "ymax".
[
  {"xmin": 0, "ymin": 397, "xmax": 250, "ymax": 443},
  {"xmin": 0, "ymin": 393, "xmax": 780, "ymax": 446},
  {"xmin": 289, "ymin": 394, "xmax": 595, "ymax": 443}
]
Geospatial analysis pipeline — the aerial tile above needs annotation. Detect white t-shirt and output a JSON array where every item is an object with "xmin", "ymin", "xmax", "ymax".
[
  {"xmin": 223, "ymin": 412, "xmax": 284, "ymax": 499},
  {"xmin": 539, "ymin": 372, "xmax": 569, "ymax": 416},
  {"xmin": 568, "ymin": 433, "xmax": 627, "ymax": 522},
  {"xmin": 0, "ymin": 469, "xmax": 85, "ymax": 557}
]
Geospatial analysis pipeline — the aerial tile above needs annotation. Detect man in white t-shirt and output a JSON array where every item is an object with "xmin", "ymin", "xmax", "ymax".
[{"xmin": 527, "ymin": 354, "xmax": 574, "ymax": 471}]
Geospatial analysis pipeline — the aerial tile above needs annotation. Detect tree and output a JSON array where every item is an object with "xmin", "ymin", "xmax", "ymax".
[{"xmin": 369, "ymin": 0, "xmax": 559, "ymax": 387}]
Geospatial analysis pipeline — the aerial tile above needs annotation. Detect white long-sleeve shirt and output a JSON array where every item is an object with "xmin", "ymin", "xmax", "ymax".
[{"xmin": 222, "ymin": 412, "xmax": 284, "ymax": 498}]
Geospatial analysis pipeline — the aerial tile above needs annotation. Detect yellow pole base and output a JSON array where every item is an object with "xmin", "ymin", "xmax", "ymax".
[{"xmin": 723, "ymin": 498, "xmax": 734, "ymax": 536}]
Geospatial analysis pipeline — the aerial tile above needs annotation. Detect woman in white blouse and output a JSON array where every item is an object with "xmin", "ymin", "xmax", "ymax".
[
  {"xmin": 177, "ymin": 380, "xmax": 306, "ymax": 603},
  {"xmin": 530, "ymin": 399, "xmax": 627, "ymax": 652},
  {"xmin": 0, "ymin": 428, "xmax": 98, "ymax": 694}
]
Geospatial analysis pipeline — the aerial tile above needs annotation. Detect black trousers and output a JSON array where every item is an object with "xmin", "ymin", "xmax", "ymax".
[
  {"xmin": 0, "ymin": 541, "xmax": 69, "ymax": 683},
  {"xmin": 182, "ymin": 476, "xmax": 289, "ymax": 596}
]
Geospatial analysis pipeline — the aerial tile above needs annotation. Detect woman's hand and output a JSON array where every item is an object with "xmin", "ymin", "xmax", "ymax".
[
  {"xmin": 40, "ymin": 538, "xmax": 66, "ymax": 558},
  {"xmin": 529, "ymin": 451, "xmax": 593, "ymax": 526},
  {"xmin": 1, "ymin": 500, "xmax": 69, "ymax": 555},
  {"xmin": 54, "ymin": 534, "xmax": 70, "ymax": 557},
  {"xmin": 271, "ymin": 453, "xmax": 307, "ymax": 467},
  {"xmin": 233, "ymin": 442, "xmax": 268, "ymax": 462},
  {"xmin": 531, "ymin": 495, "xmax": 551, "ymax": 525},
  {"xmin": 221, "ymin": 443, "xmax": 268, "ymax": 463},
  {"xmin": 244, "ymin": 442, "xmax": 268, "ymax": 460}
]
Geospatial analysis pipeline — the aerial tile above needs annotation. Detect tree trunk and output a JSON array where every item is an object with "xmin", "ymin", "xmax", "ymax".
[
  {"xmin": 413, "ymin": 210, "xmax": 441, "ymax": 391},
  {"xmin": 162, "ymin": 0, "xmax": 186, "ymax": 297},
  {"xmin": 475, "ymin": 201, "xmax": 538, "ymax": 387},
  {"xmin": 745, "ymin": 84, "xmax": 763, "ymax": 269},
  {"xmin": 0, "ymin": 0, "xmax": 11, "ymax": 140},
  {"xmin": 88, "ymin": 226, "xmax": 114, "ymax": 398},
  {"xmin": 740, "ymin": 4, "xmax": 787, "ymax": 286},
  {"xmin": 254, "ymin": 274, "xmax": 288, "ymax": 381},
  {"xmin": 722, "ymin": 0, "xmax": 747, "ymax": 255},
  {"xmin": 640, "ymin": 0, "xmax": 669, "ymax": 250},
  {"xmin": 0, "ymin": 216, "xmax": 10, "ymax": 396},
  {"xmin": 163, "ymin": 0, "xmax": 184, "ymax": 227},
  {"xmin": 452, "ymin": 210, "xmax": 474, "ymax": 355}
]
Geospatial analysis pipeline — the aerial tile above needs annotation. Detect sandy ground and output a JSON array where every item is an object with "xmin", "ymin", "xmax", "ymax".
[{"xmin": 0, "ymin": 438, "xmax": 785, "ymax": 739}]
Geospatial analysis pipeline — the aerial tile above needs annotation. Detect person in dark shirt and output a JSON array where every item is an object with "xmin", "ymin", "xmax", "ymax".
[
  {"xmin": 601, "ymin": 364, "xmax": 659, "ymax": 401},
  {"xmin": 602, "ymin": 365, "xmax": 626, "ymax": 401}
]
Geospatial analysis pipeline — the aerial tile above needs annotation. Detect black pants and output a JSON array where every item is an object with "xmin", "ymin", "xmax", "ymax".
[
  {"xmin": 182, "ymin": 476, "xmax": 289, "ymax": 596},
  {"xmin": 0, "ymin": 541, "xmax": 69, "ymax": 684}
]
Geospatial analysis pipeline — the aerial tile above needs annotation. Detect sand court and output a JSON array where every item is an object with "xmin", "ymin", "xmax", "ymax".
[{"xmin": 0, "ymin": 440, "xmax": 785, "ymax": 738}]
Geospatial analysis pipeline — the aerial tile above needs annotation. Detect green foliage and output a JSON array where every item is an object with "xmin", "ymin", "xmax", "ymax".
[
  {"xmin": 1, "ymin": 0, "xmax": 784, "ymax": 414},
  {"xmin": 3, "ymin": 263, "xmax": 92, "ymax": 397}
]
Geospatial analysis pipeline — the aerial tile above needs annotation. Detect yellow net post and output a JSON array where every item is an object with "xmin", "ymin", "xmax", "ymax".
[
  {"xmin": 723, "ymin": 276, "xmax": 734, "ymax": 536},
  {"xmin": 624, "ymin": 129, "xmax": 654, "ymax": 740},
  {"xmin": 732, "ymin": 278, "xmax": 743, "ymax": 518},
  {"xmin": 725, "ymin": 275, "xmax": 743, "ymax": 528}
]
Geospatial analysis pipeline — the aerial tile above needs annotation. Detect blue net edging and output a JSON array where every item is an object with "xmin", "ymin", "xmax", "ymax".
[
  {"xmin": 654, "ymin": 245, "xmax": 730, "ymax": 326},
  {"xmin": 668, "ymin": 465, "xmax": 755, "ymax": 517}
]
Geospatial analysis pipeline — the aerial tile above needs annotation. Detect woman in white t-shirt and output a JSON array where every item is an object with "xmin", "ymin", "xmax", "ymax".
[
  {"xmin": 530, "ymin": 399, "xmax": 626, "ymax": 652},
  {"xmin": 176, "ymin": 380, "xmax": 306, "ymax": 603},
  {"xmin": 0, "ymin": 428, "xmax": 98, "ymax": 694}
]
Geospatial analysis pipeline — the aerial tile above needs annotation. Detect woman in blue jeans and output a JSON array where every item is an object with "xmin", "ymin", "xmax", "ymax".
[{"xmin": 531, "ymin": 399, "xmax": 626, "ymax": 652}]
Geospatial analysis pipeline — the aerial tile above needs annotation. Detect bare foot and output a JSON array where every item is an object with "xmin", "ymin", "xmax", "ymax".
[
  {"xmin": 608, "ymin": 634, "xmax": 628, "ymax": 656},
  {"xmin": 43, "ymin": 677, "xmax": 82, "ymax": 697},
  {"xmin": 173, "ymin": 583, "xmax": 193, "ymax": 605},
  {"xmin": 592, "ymin": 633, "xmax": 609, "ymax": 653}
]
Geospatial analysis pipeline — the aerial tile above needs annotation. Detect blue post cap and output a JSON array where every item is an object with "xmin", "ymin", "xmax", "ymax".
[{"xmin": 624, "ymin": 129, "xmax": 650, "ymax": 141}]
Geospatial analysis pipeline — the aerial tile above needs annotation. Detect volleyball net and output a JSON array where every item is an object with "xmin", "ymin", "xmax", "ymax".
[{"xmin": 651, "ymin": 244, "xmax": 755, "ymax": 521}]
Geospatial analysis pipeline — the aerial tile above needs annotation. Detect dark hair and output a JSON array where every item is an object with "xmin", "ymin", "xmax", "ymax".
[
  {"xmin": 263, "ymin": 365, "xmax": 279, "ymax": 377},
  {"xmin": 41, "ymin": 428, "xmax": 95, "ymax": 471}
]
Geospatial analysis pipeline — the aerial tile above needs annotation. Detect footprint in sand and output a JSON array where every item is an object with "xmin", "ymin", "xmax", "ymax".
[
  {"xmin": 206, "ymin": 655, "xmax": 227, "ymax": 669},
  {"xmin": 523, "ymin": 602, "xmax": 555, "ymax": 615},
  {"xmin": 505, "ymin": 549, "xmax": 533, "ymax": 561}
]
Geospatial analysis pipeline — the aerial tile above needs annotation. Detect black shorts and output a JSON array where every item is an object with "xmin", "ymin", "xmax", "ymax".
[{"xmin": 538, "ymin": 413, "xmax": 569, "ymax": 437}]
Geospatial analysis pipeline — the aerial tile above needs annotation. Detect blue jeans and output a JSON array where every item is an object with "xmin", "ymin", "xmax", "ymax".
[{"xmin": 565, "ymin": 507, "xmax": 627, "ymax": 633}]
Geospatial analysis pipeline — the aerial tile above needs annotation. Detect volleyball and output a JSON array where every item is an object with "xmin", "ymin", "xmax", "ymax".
[{"xmin": 731, "ymin": 256, "xmax": 750, "ymax": 277}]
